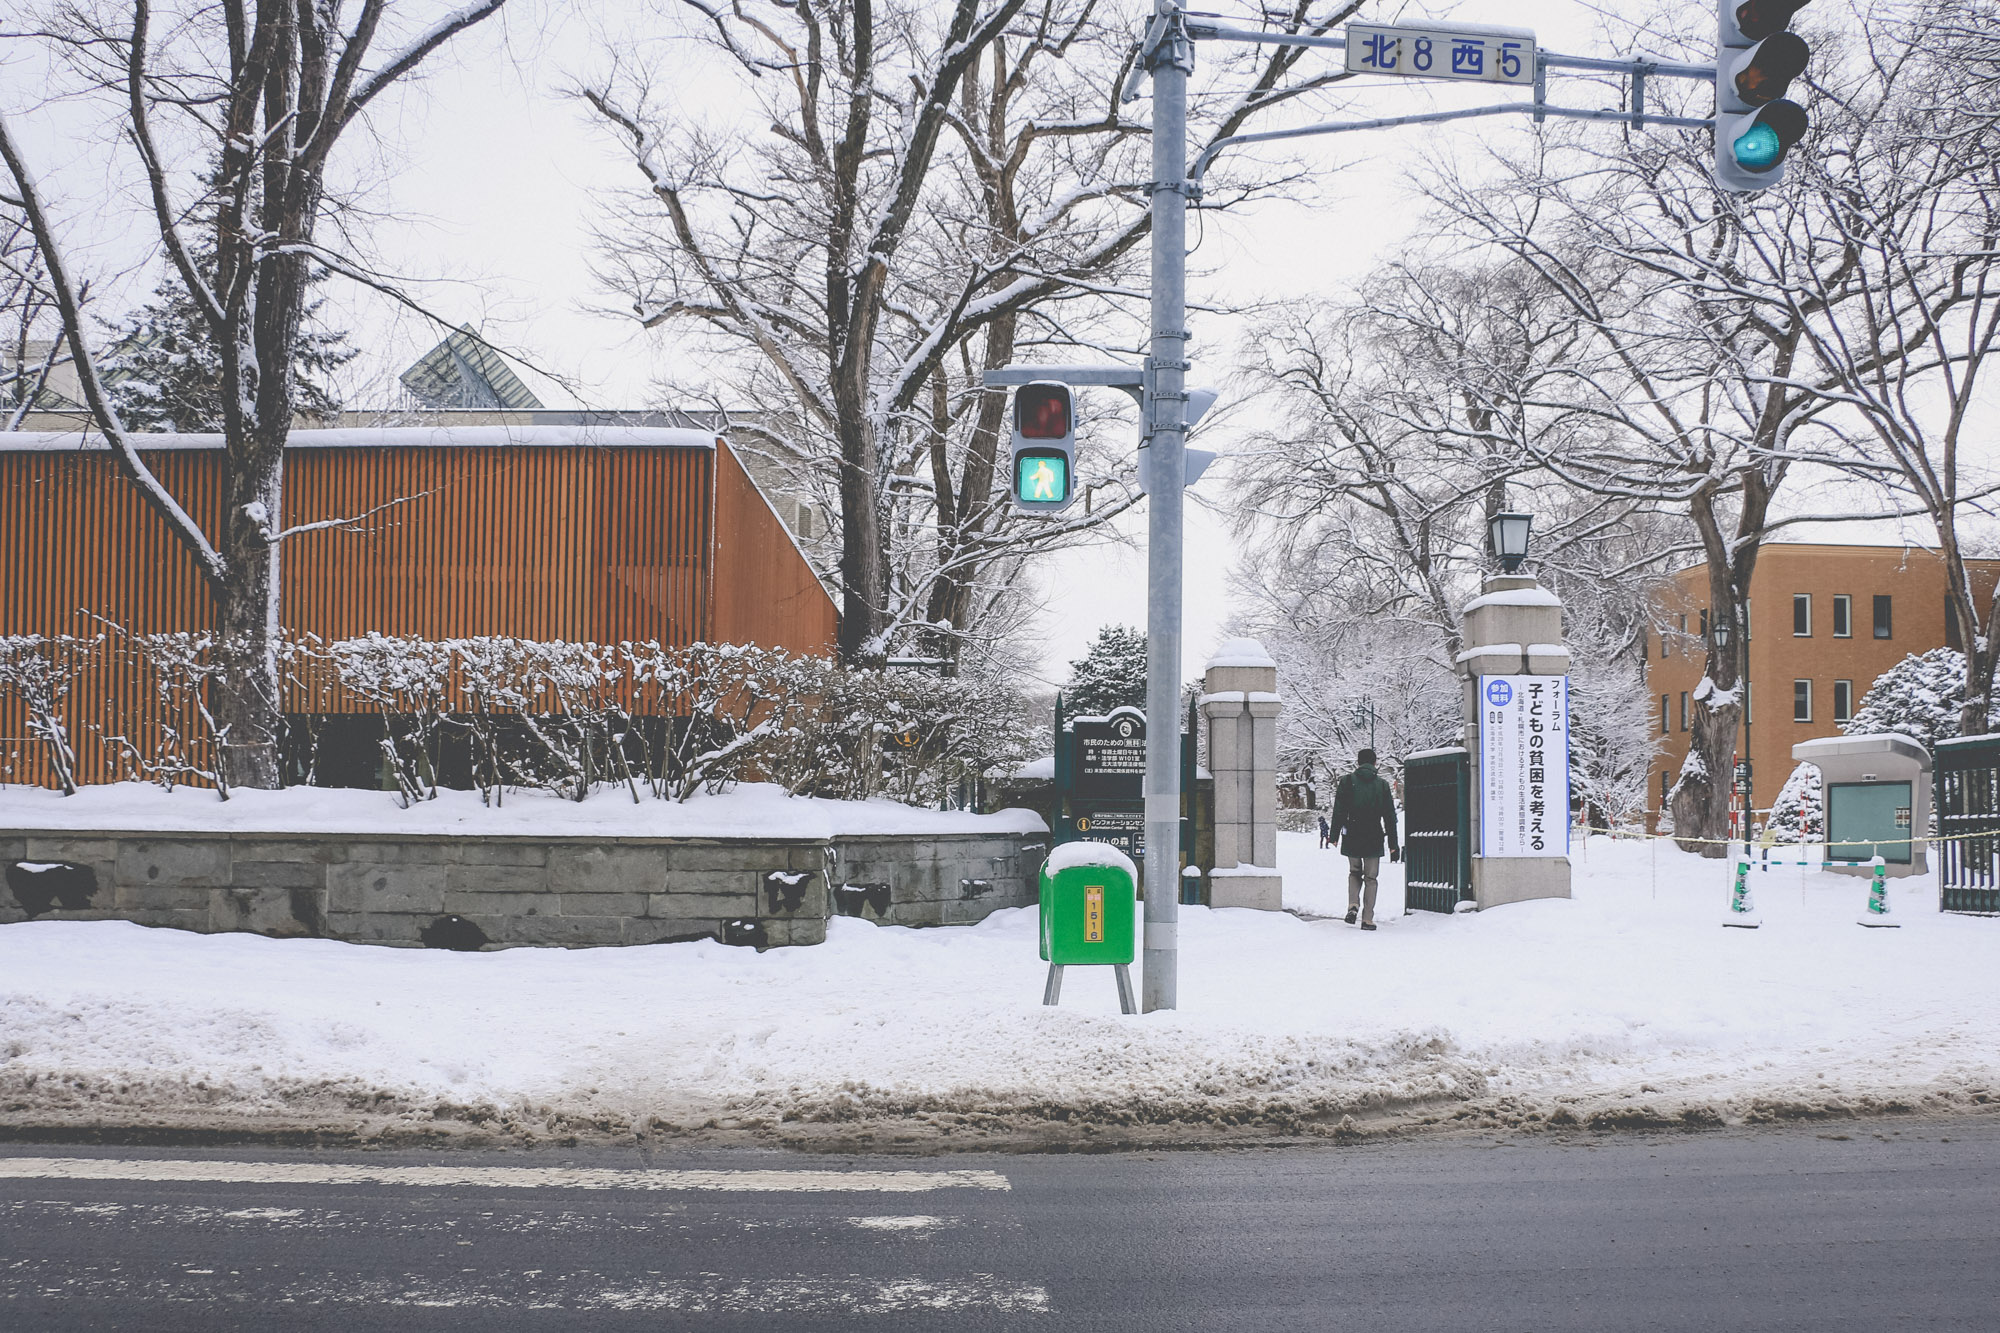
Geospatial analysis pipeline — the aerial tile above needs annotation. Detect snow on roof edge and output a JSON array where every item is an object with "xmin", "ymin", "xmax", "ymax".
[{"xmin": 0, "ymin": 426, "xmax": 722, "ymax": 452}]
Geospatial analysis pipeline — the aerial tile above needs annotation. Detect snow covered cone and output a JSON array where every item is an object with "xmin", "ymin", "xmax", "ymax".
[
  {"xmin": 1856, "ymin": 855, "xmax": 1900, "ymax": 928},
  {"xmin": 1723, "ymin": 859, "xmax": 1762, "ymax": 928}
]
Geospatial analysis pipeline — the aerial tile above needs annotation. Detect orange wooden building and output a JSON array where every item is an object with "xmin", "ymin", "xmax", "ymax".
[{"xmin": 0, "ymin": 426, "xmax": 837, "ymax": 785}]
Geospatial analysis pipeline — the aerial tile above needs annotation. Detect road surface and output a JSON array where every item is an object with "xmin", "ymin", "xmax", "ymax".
[{"xmin": 4, "ymin": 1118, "xmax": 1996, "ymax": 1330}]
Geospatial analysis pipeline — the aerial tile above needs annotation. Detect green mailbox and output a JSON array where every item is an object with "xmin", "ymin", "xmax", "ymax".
[{"xmin": 1038, "ymin": 841, "xmax": 1138, "ymax": 1014}]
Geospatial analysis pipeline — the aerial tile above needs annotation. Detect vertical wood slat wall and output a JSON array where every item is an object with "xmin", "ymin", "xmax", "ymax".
[{"xmin": 1, "ymin": 438, "xmax": 836, "ymax": 786}]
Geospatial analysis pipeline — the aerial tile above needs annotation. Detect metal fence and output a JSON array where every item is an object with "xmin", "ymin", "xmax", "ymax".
[
  {"xmin": 1937, "ymin": 734, "xmax": 2000, "ymax": 914},
  {"xmin": 1403, "ymin": 748, "xmax": 1471, "ymax": 913}
]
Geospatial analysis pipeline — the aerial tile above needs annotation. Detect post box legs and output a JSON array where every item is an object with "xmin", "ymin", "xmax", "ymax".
[{"xmin": 1043, "ymin": 961, "xmax": 1137, "ymax": 1014}]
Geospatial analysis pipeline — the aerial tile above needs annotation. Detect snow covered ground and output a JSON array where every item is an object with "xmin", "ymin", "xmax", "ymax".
[{"xmin": 2, "ymin": 830, "xmax": 1994, "ymax": 1146}]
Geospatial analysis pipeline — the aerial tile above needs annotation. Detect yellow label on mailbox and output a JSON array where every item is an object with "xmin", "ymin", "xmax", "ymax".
[{"xmin": 1085, "ymin": 884, "xmax": 1104, "ymax": 942}]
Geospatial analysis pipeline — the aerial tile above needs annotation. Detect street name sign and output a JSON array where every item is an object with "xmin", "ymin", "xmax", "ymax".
[
  {"xmin": 1476, "ymin": 675, "xmax": 1571, "ymax": 857},
  {"xmin": 1344, "ymin": 23, "xmax": 1535, "ymax": 86}
]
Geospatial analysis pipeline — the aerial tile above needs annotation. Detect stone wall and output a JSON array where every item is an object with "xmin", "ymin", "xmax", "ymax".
[{"xmin": 0, "ymin": 826, "xmax": 1047, "ymax": 949}]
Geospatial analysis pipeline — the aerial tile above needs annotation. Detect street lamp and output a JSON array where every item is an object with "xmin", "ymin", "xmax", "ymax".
[{"xmin": 1489, "ymin": 511, "xmax": 1533, "ymax": 574}]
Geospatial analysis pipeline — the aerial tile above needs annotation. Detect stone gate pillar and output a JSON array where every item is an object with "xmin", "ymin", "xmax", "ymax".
[
  {"xmin": 1202, "ymin": 638, "xmax": 1283, "ymax": 910},
  {"xmin": 1458, "ymin": 574, "xmax": 1572, "ymax": 908}
]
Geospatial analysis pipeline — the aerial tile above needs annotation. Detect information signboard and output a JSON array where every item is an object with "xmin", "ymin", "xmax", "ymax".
[
  {"xmin": 1073, "ymin": 808, "xmax": 1145, "ymax": 859},
  {"xmin": 1476, "ymin": 675, "xmax": 1571, "ymax": 858},
  {"xmin": 1344, "ymin": 23, "xmax": 1535, "ymax": 85},
  {"xmin": 1072, "ymin": 706, "xmax": 1146, "ymax": 802}
]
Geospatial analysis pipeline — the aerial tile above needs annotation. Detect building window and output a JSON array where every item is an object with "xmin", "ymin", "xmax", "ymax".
[
  {"xmin": 1660, "ymin": 694, "xmax": 1669, "ymax": 735},
  {"xmin": 1947, "ymin": 595, "xmax": 1962, "ymax": 650},
  {"xmin": 1874, "ymin": 594, "xmax": 1892, "ymax": 639},
  {"xmin": 1833, "ymin": 679, "xmax": 1854, "ymax": 723},
  {"xmin": 1661, "ymin": 770, "xmax": 1670, "ymax": 810},
  {"xmin": 1832, "ymin": 594, "xmax": 1851, "ymax": 638},
  {"xmin": 1793, "ymin": 594, "xmax": 1811, "ymax": 636},
  {"xmin": 1794, "ymin": 679, "xmax": 1812, "ymax": 723},
  {"xmin": 1700, "ymin": 608, "xmax": 1710, "ymax": 639},
  {"xmin": 1680, "ymin": 692, "xmax": 1690, "ymax": 731}
]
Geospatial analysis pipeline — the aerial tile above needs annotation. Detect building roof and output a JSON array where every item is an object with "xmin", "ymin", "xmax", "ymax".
[
  {"xmin": 398, "ymin": 326, "xmax": 544, "ymax": 410},
  {"xmin": 0, "ymin": 426, "xmax": 721, "ymax": 452}
]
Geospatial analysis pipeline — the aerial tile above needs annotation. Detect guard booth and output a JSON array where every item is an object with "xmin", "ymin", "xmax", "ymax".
[
  {"xmin": 1403, "ymin": 747, "xmax": 1472, "ymax": 912},
  {"xmin": 1791, "ymin": 734, "xmax": 1931, "ymax": 878},
  {"xmin": 1937, "ymin": 734, "xmax": 2000, "ymax": 913}
]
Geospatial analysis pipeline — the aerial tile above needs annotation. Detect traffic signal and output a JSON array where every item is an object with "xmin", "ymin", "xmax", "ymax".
[
  {"xmin": 1715, "ymin": 0, "xmax": 1813, "ymax": 191},
  {"xmin": 1010, "ymin": 381, "xmax": 1076, "ymax": 513}
]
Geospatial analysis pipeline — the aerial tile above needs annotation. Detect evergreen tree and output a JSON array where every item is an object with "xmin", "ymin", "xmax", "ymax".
[
  {"xmin": 1844, "ymin": 648, "xmax": 1999, "ymax": 752},
  {"xmin": 101, "ymin": 250, "xmax": 355, "ymax": 432},
  {"xmin": 1766, "ymin": 762, "xmax": 1824, "ymax": 843},
  {"xmin": 1064, "ymin": 625, "xmax": 1146, "ymax": 718}
]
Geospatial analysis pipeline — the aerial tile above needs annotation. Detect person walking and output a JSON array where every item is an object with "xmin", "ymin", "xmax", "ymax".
[
  {"xmin": 1317, "ymin": 812, "xmax": 1331, "ymax": 850},
  {"xmin": 1328, "ymin": 748, "xmax": 1400, "ymax": 930}
]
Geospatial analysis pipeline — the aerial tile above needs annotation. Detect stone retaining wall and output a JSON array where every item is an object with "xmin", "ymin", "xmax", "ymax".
[{"xmin": 0, "ymin": 826, "xmax": 1048, "ymax": 949}]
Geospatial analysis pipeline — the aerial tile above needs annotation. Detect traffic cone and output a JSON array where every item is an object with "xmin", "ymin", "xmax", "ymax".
[
  {"xmin": 1723, "ymin": 859, "xmax": 1761, "ymax": 929},
  {"xmin": 1856, "ymin": 855, "xmax": 1899, "ymax": 928}
]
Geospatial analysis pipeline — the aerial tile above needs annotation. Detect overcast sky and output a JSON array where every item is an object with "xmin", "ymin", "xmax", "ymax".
[{"xmin": 11, "ymin": 0, "xmax": 1917, "ymax": 689}]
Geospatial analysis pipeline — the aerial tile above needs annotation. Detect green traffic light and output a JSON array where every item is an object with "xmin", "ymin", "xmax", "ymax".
[
  {"xmin": 1016, "ymin": 453, "xmax": 1068, "ymax": 503},
  {"xmin": 1733, "ymin": 122, "xmax": 1782, "ymax": 168}
]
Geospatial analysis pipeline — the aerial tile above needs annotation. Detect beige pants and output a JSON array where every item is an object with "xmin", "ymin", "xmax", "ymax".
[{"xmin": 1347, "ymin": 856, "xmax": 1380, "ymax": 925}]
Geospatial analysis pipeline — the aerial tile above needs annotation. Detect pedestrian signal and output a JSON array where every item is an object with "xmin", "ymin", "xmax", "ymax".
[
  {"xmin": 1714, "ymin": 0, "xmax": 1813, "ymax": 192},
  {"xmin": 1010, "ymin": 381, "xmax": 1076, "ymax": 513}
]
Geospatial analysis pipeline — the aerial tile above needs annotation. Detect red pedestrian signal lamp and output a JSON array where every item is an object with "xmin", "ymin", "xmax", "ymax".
[
  {"xmin": 1010, "ymin": 382, "xmax": 1077, "ymax": 513},
  {"xmin": 1715, "ymin": 0, "xmax": 1813, "ymax": 191}
]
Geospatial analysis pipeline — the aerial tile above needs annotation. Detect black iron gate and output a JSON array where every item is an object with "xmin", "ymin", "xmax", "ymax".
[
  {"xmin": 1403, "ymin": 748, "xmax": 1471, "ymax": 913},
  {"xmin": 1937, "ymin": 734, "xmax": 2000, "ymax": 914}
]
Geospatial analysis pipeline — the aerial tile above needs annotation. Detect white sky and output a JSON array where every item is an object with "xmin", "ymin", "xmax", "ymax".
[{"xmin": 10, "ymin": 0, "xmax": 1948, "ymax": 690}]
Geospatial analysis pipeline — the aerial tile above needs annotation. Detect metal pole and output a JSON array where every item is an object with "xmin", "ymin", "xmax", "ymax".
[{"xmin": 1143, "ymin": 2, "xmax": 1189, "ymax": 1012}]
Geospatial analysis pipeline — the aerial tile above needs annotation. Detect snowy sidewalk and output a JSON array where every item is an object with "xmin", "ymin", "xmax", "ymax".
[{"xmin": 2, "ymin": 832, "xmax": 1994, "ymax": 1145}]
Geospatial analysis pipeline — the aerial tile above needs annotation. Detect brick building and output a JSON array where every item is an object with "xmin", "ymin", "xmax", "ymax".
[{"xmin": 1646, "ymin": 543, "xmax": 2000, "ymax": 827}]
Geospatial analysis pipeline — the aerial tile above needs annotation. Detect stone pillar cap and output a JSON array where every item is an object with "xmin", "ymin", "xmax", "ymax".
[{"xmin": 1205, "ymin": 637, "xmax": 1275, "ymax": 670}]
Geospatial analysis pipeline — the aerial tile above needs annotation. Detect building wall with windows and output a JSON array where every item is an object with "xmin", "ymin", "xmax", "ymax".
[{"xmin": 1644, "ymin": 544, "xmax": 2000, "ymax": 828}]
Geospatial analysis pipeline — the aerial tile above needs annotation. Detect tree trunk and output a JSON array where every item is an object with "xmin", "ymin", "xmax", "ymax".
[
  {"xmin": 212, "ymin": 449, "xmax": 284, "ymax": 789},
  {"xmin": 1672, "ymin": 688, "xmax": 1740, "ymax": 859},
  {"xmin": 833, "ymin": 405, "xmax": 886, "ymax": 664}
]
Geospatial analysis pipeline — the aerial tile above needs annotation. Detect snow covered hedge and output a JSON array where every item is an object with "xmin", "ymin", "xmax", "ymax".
[{"xmin": 0, "ymin": 632, "xmax": 1031, "ymax": 806}]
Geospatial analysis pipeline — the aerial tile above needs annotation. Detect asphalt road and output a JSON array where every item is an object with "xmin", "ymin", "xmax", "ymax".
[{"xmin": 3, "ymin": 1119, "xmax": 1997, "ymax": 1331}]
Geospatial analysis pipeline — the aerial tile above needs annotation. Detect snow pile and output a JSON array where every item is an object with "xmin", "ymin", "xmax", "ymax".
[
  {"xmin": 0, "ymin": 782, "xmax": 1046, "ymax": 839},
  {"xmin": 1, "ymin": 832, "xmax": 1994, "ymax": 1144}
]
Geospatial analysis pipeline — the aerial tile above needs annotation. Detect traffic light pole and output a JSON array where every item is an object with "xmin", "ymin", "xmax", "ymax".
[
  {"xmin": 987, "ymin": 10, "xmax": 1743, "ymax": 1015},
  {"xmin": 1141, "ymin": 0, "xmax": 1193, "ymax": 1014}
]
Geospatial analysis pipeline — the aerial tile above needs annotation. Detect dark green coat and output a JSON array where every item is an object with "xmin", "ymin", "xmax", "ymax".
[{"xmin": 1330, "ymin": 764, "xmax": 1399, "ymax": 858}]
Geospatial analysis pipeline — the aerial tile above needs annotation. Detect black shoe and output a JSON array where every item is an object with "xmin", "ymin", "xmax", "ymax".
[
  {"xmin": 1360, "ymin": 922, "xmax": 1377, "ymax": 931},
  {"xmin": 1344, "ymin": 908, "xmax": 1358, "ymax": 925}
]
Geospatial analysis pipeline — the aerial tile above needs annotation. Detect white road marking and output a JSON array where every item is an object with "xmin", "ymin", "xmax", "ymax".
[
  {"xmin": 0, "ymin": 1158, "xmax": 1009, "ymax": 1193},
  {"xmin": 0, "ymin": 1264, "xmax": 1051, "ymax": 1314},
  {"xmin": 847, "ymin": 1214, "xmax": 952, "ymax": 1230}
]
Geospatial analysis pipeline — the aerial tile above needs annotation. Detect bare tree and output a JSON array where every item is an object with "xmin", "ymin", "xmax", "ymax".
[
  {"xmin": 582, "ymin": 0, "xmax": 1364, "ymax": 666},
  {"xmin": 1781, "ymin": 0, "xmax": 2000, "ymax": 736},
  {"xmin": 1414, "ymin": 87, "xmax": 1868, "ymax": 852},
  {"xmin": 1234, "ymin": 267, "xmax": 1674, "ymax": 820},
  {"xmin": 0, "ymin": 0, "xmax": 508, "ymax": 788},
  {"xmin": 1, "ymin": 209, "xmax": 69, "ymax": 428}
]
